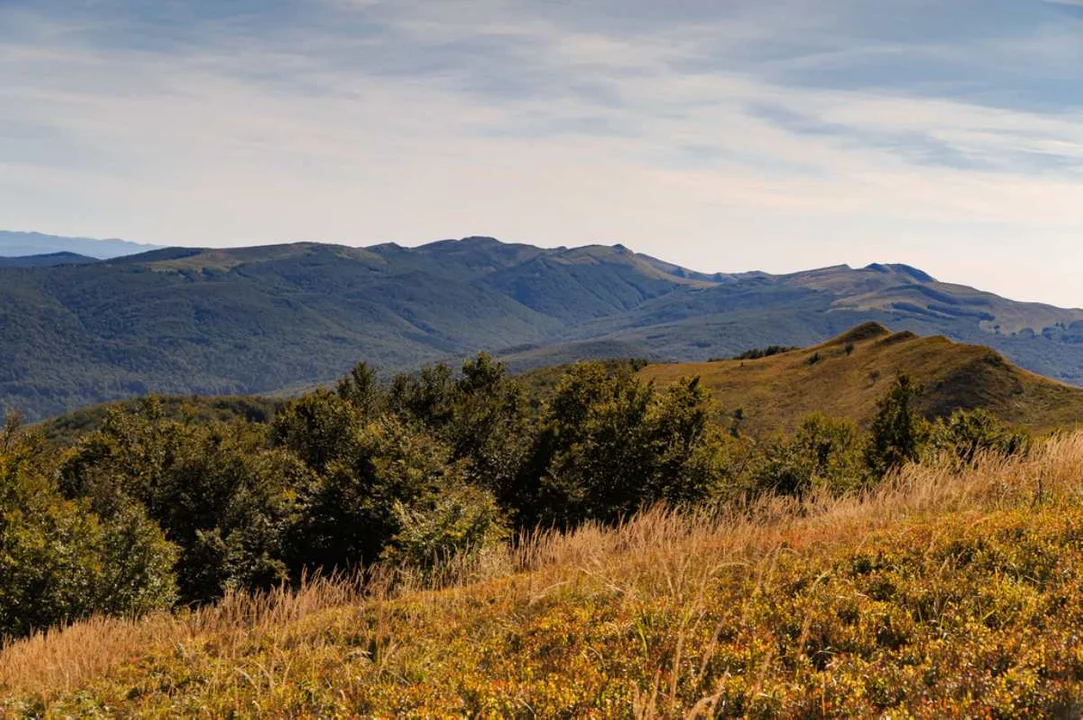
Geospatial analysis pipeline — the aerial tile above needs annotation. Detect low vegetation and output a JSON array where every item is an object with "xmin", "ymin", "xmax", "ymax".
[
  {"xmin": 36, "ymin": 394, "xmax": 282, "ymax": 448},
  {"xmin": 719, "ymin": 345, "xmax": 799, "ymax": 362}
]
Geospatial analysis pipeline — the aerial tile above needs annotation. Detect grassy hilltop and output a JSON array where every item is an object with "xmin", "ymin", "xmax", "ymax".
[{"xmin": 642, "ymin": 322, "xmax": 1083, "ymax": 435}]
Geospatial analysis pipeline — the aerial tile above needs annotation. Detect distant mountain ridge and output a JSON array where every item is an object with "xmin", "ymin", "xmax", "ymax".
[
  {"xmin": 2, "ymin": 235, "xmax": 1082, "ymax": 420},
  {"xmin": 0, "ymin": 231, "xmax": 163, "ymax": 259}
]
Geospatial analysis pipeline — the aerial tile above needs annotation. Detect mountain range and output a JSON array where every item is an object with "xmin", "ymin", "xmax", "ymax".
[
  {"xmin": 0, "ymin": 231, "xmax": 163, "ymax": 260},
  {"xmin": 2, "ymin": 234, "xmax": 1082, "ymax": 420}
]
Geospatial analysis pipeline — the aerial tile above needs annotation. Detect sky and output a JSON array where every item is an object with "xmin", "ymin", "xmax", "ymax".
[{"xmin": 2, "ymin": 1, "xmax": 1083, "ymax": 306}]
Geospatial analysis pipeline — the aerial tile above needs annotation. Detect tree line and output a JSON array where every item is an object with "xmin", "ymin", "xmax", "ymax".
[{"xmin": 0, "ymin": 355, "xmax": 1029, "ymax": 639}]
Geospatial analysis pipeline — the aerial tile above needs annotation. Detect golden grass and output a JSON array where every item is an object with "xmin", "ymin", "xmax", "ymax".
[
  {"xmin": 0, "ymin": 575, "xmax": 362, "ymax": 699},
  {"xmin": 640, "ymin": 324, "xmax": 1083, "ymax": 435},
  {"xmin": 5, "ymin": 434, "xmax": 1083, "ymax": 716}
]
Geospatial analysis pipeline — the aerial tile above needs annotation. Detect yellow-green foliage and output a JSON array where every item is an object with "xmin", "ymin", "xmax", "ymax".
[
  {"xmin": 6, "ymin": 435, "xmax": 1083, "ymax": 717},
  {"xmin": 0, "ymin": 417, "xmax": 177, "ymax": 640}
]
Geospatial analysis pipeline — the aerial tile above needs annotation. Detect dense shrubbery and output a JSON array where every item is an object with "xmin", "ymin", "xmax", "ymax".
[
  {"xmin": 0, "ymin": 359, "xmax": 1032, "ymax": 640},
  {"xmin": 9, "ymin": 438, "xmax": 1082, "ymax": 717},
  {"xmin": 512, "ymin": 367, "xmax": 730, "ymax": 528},
  {"xmin": 751, "ymin": 414, "xmax": 866, "ymax": 496},
  {"xmin": 721, "ymin": 345, "xmax": 800, "ymax": 361},
  {"xmin": 0, "ymin": 416, "xmax": 177, "ymax": 638}
]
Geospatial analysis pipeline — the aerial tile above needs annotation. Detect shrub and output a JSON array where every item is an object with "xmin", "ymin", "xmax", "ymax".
[
  {"xmin": 929, "ymin": 409, "xmax": 1030, "ymax": 465},
  {"xmin": 63, "ymin": 401, "xmax": 307, "ymax": 603},
  {"xmin": 382, "ymin": 481, "xmax": 508, "ymax": 578},
  {"xmin": 753, "ymin": 414, "xmax": 865, "ymax": 497},
  {"xmin": 515, "ymin": 366, "xmax": 726, "ymax": 527},
  {"xmin": 271, "ymin": 390, "xmax": 363, "ymax": 473},
  {"xmin": 442, "ymin": 354, "xmax": 534, "ymax": 499},
  {"xmin": 288, "ymin": 417, "xmax": 468, "ymax": 573}
]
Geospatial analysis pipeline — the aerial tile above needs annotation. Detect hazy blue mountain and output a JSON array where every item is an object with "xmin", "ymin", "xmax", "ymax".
[
  {"xmin": 0, "ymin": 231, "xmax": 163, "ymax": 259},
  {"xmin": 2, "ymin": 236, "xmax": 1082, "ymax": 420},
  {"xmin": 0, "ymin": 252, "xmax": 100, "ymax": 268}
]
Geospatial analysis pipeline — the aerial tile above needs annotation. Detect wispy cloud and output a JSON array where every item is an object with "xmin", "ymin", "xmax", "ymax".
[{"xmin": 1, "ymin": 0, "xmax": 1082, "ymax": 305}]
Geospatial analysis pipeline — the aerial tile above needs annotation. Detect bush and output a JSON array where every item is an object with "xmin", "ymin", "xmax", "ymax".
[
  {"xmin": 271, "ymin": 390, "xmax": 363, "ymax": 473},
  {"xmin": 796, "ymin": 414, "xmax": 866, "ymax": 493},
  {"xmin": 382, "ymin": 481, "xmax": 508, "ymax": 579},
  {"xmin": 753, "ymin": 414, "xmax": 865, "ymax": 497},
  {"xmin": 929, "ymin": 409, "xmax": 1030, "ymax": 465},
  {"xmin": 288, "ymin": 417, "xmax": 468, "ymax": 573},
  {"xmin": 441, "ymin": 354, "xmax": 533, "ymax": 499}
]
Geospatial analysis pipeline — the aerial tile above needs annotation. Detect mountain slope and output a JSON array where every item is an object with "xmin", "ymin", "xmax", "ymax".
[
  {"xmin": 641, "ymin": 323, "xmax": 1083, "ymax": 435},
  {"xmin": 0, "ymin": 239, "xmax": 694, "ymax": 419},
  {"xmin": 3, "ymin": 236, "xmax": 1083, "ymax": 421}
]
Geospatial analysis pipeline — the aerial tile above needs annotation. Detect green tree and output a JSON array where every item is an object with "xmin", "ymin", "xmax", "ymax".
[
  {"xmin": 516, "ymin": 365, "xmax": 726, "ymax": 528},
  {"xmin": 63, "ymin": 402, "xmax": 307, "ymax": 603},
  {"xmin": 384, "ymin": 354, "xmax": 533, "ymax": 507},
  {"xmin": 0, "ymin": 415, "xmax": 176, "ymax": 638},
  {"xmin": 445, "ymin": 354, "xmax": 533, "ymax": 499},
  {"xmin": 336, "ymin": 361, "xmax": 382, "ymax": 417},
  {"xmin": 271, "ymin": 390, "xmax": 363, "ymax": 473},
  {"xmin": 288, "ymin": 417, "xmax": 467, "ymax": 573},
  {"xmin": 865, "ymin": 373, "xmax": 927, "ymax": 479},
  {"xmin": 388, "ymin": 363, "xmax": 457, "ymax": 428}
]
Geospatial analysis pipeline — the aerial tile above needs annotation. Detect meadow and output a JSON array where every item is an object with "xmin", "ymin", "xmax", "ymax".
[{"xmin": 4, "ymin": 432, "xmax": 1083, "ymax": 717}]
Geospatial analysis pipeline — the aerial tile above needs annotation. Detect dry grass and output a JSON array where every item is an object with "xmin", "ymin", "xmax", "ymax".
[
  {"xmin": 5, "ymin": 433, "xmax": 1083, "ymax": 716},
  {"xmin": 0, "ymin": 575, "xmax": 363, "ymax": 699}
]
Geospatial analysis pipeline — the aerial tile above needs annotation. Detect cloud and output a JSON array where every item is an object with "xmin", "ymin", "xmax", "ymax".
[{"xmin": 2, "ymin": 0, "xmax": 1083, "ymax": 306}]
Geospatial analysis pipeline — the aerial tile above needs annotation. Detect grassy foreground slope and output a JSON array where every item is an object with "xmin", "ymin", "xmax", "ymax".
[
  {"xmin": 5, "ymin": 437, "xmax": 1083, "ymax": 717},
  {"xmin": 641, "ymin": 322, "xmax": 1083, "ymax": 435}
]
